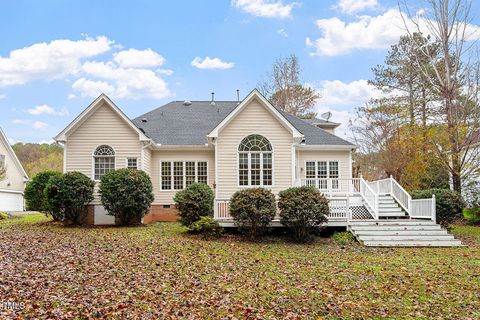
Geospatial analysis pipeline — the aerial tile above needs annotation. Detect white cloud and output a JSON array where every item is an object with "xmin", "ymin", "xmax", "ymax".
[
  {"xmin": 316, "ymin": 79, "xmax": 380, "ymax": 108},
  {"xmin": 12, "ymin": 119, "xmax": 29, "ymax": 125},
  {"xmin": 113, "ymin": 48, "xmax": 165, "ymax": 68},
  {"xmin": 26, "ymin": 104, "xmax": 69, "ymax": 116},
  {"xmin": 312, "ymin": 79, "xmax": 381, "ymax": 138},
  {"xmin": 232, "ymin": 0, "xmax": 299, "ymax": 19},
  {"xmin": 73, "ymin": 61, "xmax": 170, "ymax": 99},
  {"xmin": 0, "ymin": 36, "xmax": 113, "ymax": 86},
  {"xmin": 277, "ymin": 28, "xmax": 288, "ymax": 37},
  {"xmin": 38, "ymin": 139, "xmax": 55, "ymax": 144},
  {"xmin": 0, "ymin": 94, "xmax": 6, "ymax": 99},
  {"xmin": 156, "ymin": 69, "xmax": 174, "ymax": 75},
  {"xmin": 33, "ymin": 121, "xmax": 48, "ymax": 130},
  {"xmin": 12, "ymin": 119, "xmax": 49, "ymax": 131},
  {"xmin": 67, "ymin": 93, "xmax": 76, "ymax": 99},
  {"xmin": 307, "ymin": 8, "xmax": 480, "ymax": 56},
  {"xmin": 72, "ymin": 78, "xmax": 115, "ymax": 97},
  {"xmin": 191, "ymin": 57, "xmax": 235, "ymax": 70},
  {"xmin": 336, "ymin": 0, "xmax": 378, "ymax": 15}
]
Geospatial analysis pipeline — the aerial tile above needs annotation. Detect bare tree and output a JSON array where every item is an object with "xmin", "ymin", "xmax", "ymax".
[
  {"xmin": 400, "ymin": 0, "xmax": 480, "ymax": 193},
  {"xmin": 259, "ymin": 54, "xmax": 320, "ymax": 117}
]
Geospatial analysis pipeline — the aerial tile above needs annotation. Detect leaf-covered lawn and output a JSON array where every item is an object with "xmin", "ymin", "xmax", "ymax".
[{"xmin": 1, "ymin": 213, "xmax": 479, "ymax": 319}]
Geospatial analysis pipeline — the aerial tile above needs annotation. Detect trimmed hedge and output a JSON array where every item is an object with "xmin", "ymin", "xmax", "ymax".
[
  {"xmin": 174, "ymin": 183, "xmax": 214, "ymax": 227},
  {"xmin": 278, "ymin": 186, "xmax": 329, "ymax": 242},
  {"xmin": 44, "ymin": 172, "xmax": 94, "ymax": 225},
  {"xmin": 24, "ymin": 171, "xmax": 61, "ymax": 217},
  {"xmin": 229, "ymin": 188, "xmax": 276, "ymax": 238},
  {"xmin": 411, "ymin": 188, "xmax": 466, "ymax": 225},
  {"xmin": 99, "ymin": 168, "xmax": 154, "ymax": 226}
]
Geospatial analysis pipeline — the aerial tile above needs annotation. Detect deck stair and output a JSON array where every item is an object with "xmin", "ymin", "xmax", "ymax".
[
  {"xmin": 349, "ymin": 220, "xmax": 463, "ymax": 247},
  {"xmin": 377, "ymin": 195, "xmax": 407, "ymax": 218}
]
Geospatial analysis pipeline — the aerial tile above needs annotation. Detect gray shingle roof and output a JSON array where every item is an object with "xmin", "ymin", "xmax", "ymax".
[{"xmin": 132, "ymin": 101, "xmax": 354, "ymax": 146}]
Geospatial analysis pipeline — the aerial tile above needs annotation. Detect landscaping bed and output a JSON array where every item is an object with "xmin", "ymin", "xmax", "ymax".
[{"xmin": 1, "ymin": 213, "xmax": 479, "ymax": 319}]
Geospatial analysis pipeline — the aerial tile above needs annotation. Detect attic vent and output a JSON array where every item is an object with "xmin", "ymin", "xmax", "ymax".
[
  {"xmin": 141, "ymin": 118, "xmax": 147, "ymax": 123},
  {"xmin": 183, "ymin": 100, "xmax": 192, "ymax": 106}
]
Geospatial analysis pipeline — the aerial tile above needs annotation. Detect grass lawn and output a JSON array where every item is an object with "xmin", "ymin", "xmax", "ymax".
[{"xmin": 1, "ymin": 213, "xmax": 480, "ymax": 319}]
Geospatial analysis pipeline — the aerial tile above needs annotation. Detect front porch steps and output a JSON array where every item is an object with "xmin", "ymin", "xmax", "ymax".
[{"xmin": 349, "ymin": 220, "xmax": 463, "ymax": 247}]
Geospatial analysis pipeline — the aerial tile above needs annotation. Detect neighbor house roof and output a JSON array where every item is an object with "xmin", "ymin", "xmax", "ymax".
[
  {"xmin": 0, "ymin": 127, "xmax": 29, "ymax": 180},
  {"xmin": 302, "ymin": 117, "xmax": 340, "ymax": 127},
  {"xmin": 132, "ymin": 97, "xmax": 354, "ymax": 147}
]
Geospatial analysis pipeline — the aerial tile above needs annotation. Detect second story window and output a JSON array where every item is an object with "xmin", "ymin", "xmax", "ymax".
[
  {"xmin": 127, "ymin": 158, "xmax": 138, "ymax": 170},
  {"xmin": 0, "ymin": 154, "xmax": 5, "ymax": 169}
]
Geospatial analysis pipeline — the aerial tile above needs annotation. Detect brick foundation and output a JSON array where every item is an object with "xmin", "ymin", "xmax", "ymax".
[{"xmin": 143, "ymin": 205, "xmax": 179, "ymax": 224}]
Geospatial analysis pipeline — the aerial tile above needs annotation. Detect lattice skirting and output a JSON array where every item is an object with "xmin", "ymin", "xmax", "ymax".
[
  {"xmin": 350, "ymin": 206, "xmax": 373, "ymax": 220},
  {"xmin": 328, "ymin": 199, "xmax": 373, "ymax": 220}
]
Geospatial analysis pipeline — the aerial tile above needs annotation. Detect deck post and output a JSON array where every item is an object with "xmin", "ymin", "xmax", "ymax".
[
  {"xmin": 346, "ymin": 195, "xmax": 350, "ymax": 225},
  {"xmin": 213, "ymin": 199, "xmax": 218, "ymax": 219},
  {"xmin": 432, "ymin": 194, "xmax": 436, "ymax": 223}
]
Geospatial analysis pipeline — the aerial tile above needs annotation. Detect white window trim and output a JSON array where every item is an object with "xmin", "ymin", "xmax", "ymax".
[
  {"xmin": 159, "ymin": 160, "xmax": 209, "ymax": 191},
  {"xmin": 236, "ymin": 134, "xmax": 275, "ymax": 188},
  {"xmin": 304, "ymin": 160, "xmax": 340, "ymax": 189},
  {"xmin": 126, "ymin": 157, "xmax": 139, "ymax": 169},
  {"xmin": 92, "ymin": 145, "xmax": 116, "ymax": 182}
]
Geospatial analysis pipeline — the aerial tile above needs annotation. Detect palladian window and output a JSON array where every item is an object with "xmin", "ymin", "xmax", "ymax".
[
  {"xmin": 93, "ymin": 145, "xmax": 115, "ymax": 180},
  {"xmin": 238, "ymin": 134, "xmax": 273, "ymax": 186}
]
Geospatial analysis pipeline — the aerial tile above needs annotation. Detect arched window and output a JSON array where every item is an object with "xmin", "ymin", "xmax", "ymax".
[
  {"xmin": 93, "ymin": 145, "xmax": 115, "ymax": 180},
  {"xmin": 238, "ymin": 134, "xmax": 273, "ymax": 186}
]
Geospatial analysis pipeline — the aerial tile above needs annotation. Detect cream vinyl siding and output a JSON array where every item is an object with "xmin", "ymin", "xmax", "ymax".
[
  {"xmin": 0, "ymin": 142, "xmax": 25, "ymax": 191},
  {"xmin": 216, "ymin": 98, "xmax": 294, "ymax": 199},
  {"xmin": 297, "ymin": 150, "xmax": 351, "ymax": 180},
  {"xmin": 151, "ymin": 150, "xmax": 215, "ymax": 204},
  {"xmin": 142, "ymin": 147, "xmax": 152, "ymax": 174},
  {"xmin": 65, "ymin": 102, "xmax": 142, "ymax": 203}
]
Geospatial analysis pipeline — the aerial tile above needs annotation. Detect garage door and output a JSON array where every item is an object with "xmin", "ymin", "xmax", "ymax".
[{"xmin": 0, "ymin": 190, "xmax": 24, "ymax": 212}]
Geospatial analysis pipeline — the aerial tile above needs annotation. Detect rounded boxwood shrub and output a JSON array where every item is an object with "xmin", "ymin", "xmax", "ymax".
[
  {"xmin": 229, "ymin": 188, "xmax": 276, "ymax": 238},
  {"xmin": 278, "ymin": 186, "xmax": 329, "ymax": 242},
  {"xmin": 411, "ymin": 188, "xmax": 466, "ymax": 225},
  {"xmin": 24, "ymin": 171, "xmax": 61, "ymax": 217},
  {"xmin": 44, "ymin": 172, "xmax": 94, "ymax": 225},
  {"xmin": 99, "ymin": 168, "xmax": 154, "ymax": 226},
  {"xmin": 190, "ymin": 216, "xmax": 223, "ymax": 238},
  {"xmin": 173, "ymin": 183, "xmax": 214, "ymax": 227}
]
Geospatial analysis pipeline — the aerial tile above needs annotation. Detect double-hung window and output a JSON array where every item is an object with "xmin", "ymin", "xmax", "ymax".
[
  {"xmin": 161, "ymin": 161, "xmax": 208, "ymax": 190},
  {"xmin": 0, "ymin": 154, "xmax": 5, "ymax": 169},
  {"xmin": 238, "ymin": 134, "xmax": 273, "ymax": 186},
  {"xmin": 127, "ymin": 158, "xmax": 138, "ymax": 170},
  {"xmin": 305, "ymin": 161, "xmax": 339, "ymax": 190}
]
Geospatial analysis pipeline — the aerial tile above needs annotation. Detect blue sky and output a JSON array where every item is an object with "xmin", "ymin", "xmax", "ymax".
[{"xmin": 1, "ymin": 0, "xmax": 479, "ymax": 143}]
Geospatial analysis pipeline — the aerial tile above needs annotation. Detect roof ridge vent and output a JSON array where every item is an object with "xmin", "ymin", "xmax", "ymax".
[{"xmin": 183, "ymin": 100, "xmax": 192, "ymax": 106}]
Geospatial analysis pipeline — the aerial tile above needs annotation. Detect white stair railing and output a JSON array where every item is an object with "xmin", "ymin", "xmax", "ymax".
[
  {"xmin": 410, "ymin": 195, "xmax": 436, "ymax": 222},
  {"xmin": 390, "ymin": 177, "xmax": 411, "ymax": 214},
  {"xmin": 360, "ymin": 177, "xmax": 378, "ymax": 219}
]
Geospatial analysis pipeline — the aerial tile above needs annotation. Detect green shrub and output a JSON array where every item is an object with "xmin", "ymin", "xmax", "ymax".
[
  {"xmin": 229, "ymin": 188, "xmax": 276, "ymax": 238},
  {"xmin": 190, "ymin": 216, "xmax": 223, "ymax": 238},
  {"xmin": 44, "ymin": 172, "xmax": 94, "ymax": 225},
  {"xmin": 463, "ymin": 207, "xmax": 480, "ymax": 225},
  {"xmin": 278, "ymin": 186, "xmax": 329, "ymax": 242},
  {"xmin": 24, "ymin": 171, "xmax": 61, "ymax": 217},
  {"xmin": 99, "ymin": 169, "xmax": 154, "ymax": 226},
  {"xmin": 332, "ymin": 231, "xmax": 356, "ymax": 245},
  {"xmin": 411, "ymin": 188, "xmax": 466, "ymax": 226},
  {"xmin": 173, "ymin": 183, "xmax": 214, "ymax": 227},
  {"xmin": 0, "ymin": 212, "xmax": 8, "ymax": 220}
]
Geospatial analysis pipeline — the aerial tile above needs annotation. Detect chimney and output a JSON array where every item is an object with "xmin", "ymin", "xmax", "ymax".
[
  {"xmin": 211, "ymin": 92, "xmax": 215, "ymax": 105},
  {"xmin": 236, "ymin": 89, "xmax": 240, "ymax": 104}
]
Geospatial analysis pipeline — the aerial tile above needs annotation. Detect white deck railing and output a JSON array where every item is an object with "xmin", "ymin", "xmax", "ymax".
[
  {"xmin": 213, "ymin": 177, "xmax": 436, "ymax": 222},
  {"xmin": 410, "ymin": 195, "xmax": 436, "ymax": 222}
]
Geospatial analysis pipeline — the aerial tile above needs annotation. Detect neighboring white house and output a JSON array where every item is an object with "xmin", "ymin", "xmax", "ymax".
[
  {"xmin": 460, "ymin": 131, "xmax": 480, "ymax": 206},
  {"xmin": 0, "ymin": 127, "xmax": 28, "ymax": 211},
  {"xmin": 55, "ymin": 89, "xmax": 437, "ymax": 228}
]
